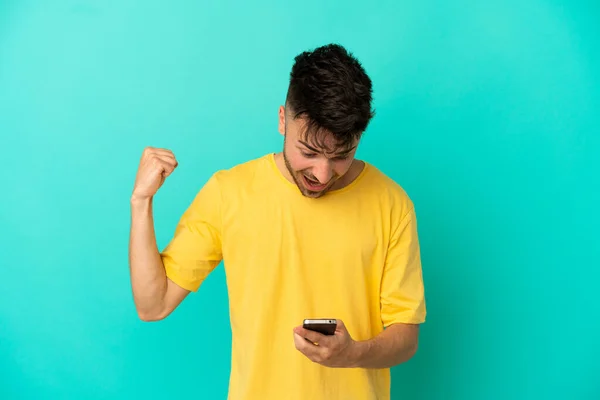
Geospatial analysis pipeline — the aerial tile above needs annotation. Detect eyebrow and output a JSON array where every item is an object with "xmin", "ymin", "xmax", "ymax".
[{"xmin": 299, "ymin": 140, "xmax": 356, "ymax": 156}]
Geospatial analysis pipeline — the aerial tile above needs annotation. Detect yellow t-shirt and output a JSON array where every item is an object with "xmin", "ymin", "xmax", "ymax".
[{"xmin": 160, "ymin": 153, "xmax": 426, "ymax": 400}]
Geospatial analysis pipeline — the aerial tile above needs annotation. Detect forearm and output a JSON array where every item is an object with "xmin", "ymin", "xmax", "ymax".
[
  {"xmin": 350, "ymin": 324, "xmax": 419, "ymax": 369},
  {"xmin": 129, "ymin": 196, "xmax": 168, "ymax": 319}
]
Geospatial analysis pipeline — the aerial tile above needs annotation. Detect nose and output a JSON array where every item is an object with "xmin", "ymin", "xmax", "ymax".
[{"xmin": 312, "ymin": 159, "xmax": 333, "ymax": 183}]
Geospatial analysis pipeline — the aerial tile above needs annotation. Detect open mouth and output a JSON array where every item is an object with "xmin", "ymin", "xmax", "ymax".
[{"xmin": 302, "ymin": 174, "xmax": 328, "ymax": 191}]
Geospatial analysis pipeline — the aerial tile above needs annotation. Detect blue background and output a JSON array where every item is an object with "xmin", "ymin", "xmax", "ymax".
[{"xmin": 1, "ymin": 1, "xmax": 599, "ymax": 399}]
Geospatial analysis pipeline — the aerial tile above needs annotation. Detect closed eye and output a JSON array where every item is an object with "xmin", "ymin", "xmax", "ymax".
[{"xmin": 333, "ymin": 154, "xmax": 350, "ymax": 160}]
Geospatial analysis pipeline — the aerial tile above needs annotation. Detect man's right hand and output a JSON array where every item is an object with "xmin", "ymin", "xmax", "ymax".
[
  {"xmin": 129, "ymin": 146, "xmax": 189, "ymax": 322},
  {"xmin": 131, "ymin": 147, "xmax": 178, "ymax": 201}
]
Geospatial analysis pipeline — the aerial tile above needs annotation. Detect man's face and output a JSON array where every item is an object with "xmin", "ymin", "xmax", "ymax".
[{"xmin": 278, "ymin": 106, "xmax": 358, "ymax": 198}]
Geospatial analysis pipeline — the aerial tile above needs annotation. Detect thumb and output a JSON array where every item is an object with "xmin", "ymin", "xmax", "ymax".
[{"xmin": 335, "ymin": 319, "xmax": 347, "ymax": 333}]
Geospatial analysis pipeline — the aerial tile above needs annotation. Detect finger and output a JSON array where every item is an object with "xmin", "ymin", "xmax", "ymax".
[
  {"xmin": 294, "ymin": 333, "xmax": 321, "ymax": 359},
  {"xmin": 334, "ymin": 319, "xmax": 346, "ymax": 334},
  {"xmin": 148, "ymin": 154, "xmax": 177, "ymax": 170},
  {"xmin": 153, "ymin": 150, "xmax": 177, "ymax": 161},
  {"xmin": 153, "ymin": 154, "xmax": 178, "ymax": 168},
  {"xmin": 145, "ymin": 147, "xmax": 175, "ymax": 157},
  {"xmin": 150, "ymin": 159, "xmax": 175, "ymax": 178},
  {"xmin": 294, "ymin": 334, "xmax": 333, "ymax": 365},
  {"xmin": 143, "ymin": 148, "xmax": 177, "ymax": 166},
  {"xmin": 294, "ymin": 327, "xmax": 329, "ymax": 346},
  {"xmin": 159, "ymin": 161, "xmax": 177, "ymax": 177},
  {"xmin": 294, "ymin": 333, "xmax": 313, "ymax": 353}
]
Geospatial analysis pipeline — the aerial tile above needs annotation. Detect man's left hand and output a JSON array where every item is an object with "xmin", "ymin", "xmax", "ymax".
[{"xmin": 293, "ymin": 319, "xmax": 360, "ymax": 368}]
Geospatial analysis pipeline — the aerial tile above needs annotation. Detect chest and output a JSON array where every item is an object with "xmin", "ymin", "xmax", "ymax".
[{"xmin": 221, "ymin": 191, "xmax": 389, "ymax": 276}]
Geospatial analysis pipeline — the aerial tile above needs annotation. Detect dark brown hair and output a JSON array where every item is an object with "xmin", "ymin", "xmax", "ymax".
[{"xmin": 285, "ymin": 43, "xmax": 375, "ymax": 150}]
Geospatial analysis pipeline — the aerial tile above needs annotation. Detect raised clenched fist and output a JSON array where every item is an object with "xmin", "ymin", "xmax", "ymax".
[{"xmin": 131, "ymin": 147, "xmax": 178, "ymax": 201}]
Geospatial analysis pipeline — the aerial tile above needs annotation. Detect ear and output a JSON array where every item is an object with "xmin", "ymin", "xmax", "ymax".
[{"xmin": 278, "ymin": 105, "xmax": 285, "ymax": 136}]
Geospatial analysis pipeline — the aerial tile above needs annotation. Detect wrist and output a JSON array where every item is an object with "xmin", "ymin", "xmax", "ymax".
[
  {"xmin": 347, "ymin": 339, "xmax": 371, "ymax": 368},
  {"xmin": 131, "ymin": 194, "xmax": 152, "ymax": 206},
  {"xmin": 130, "ymin": 195, "xmax": 153, "ymax": 212}
]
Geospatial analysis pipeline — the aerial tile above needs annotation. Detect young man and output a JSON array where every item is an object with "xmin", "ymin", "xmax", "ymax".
[{"xmin": 129, "ymin": 43, "xmax": 426, "ymax": 400}]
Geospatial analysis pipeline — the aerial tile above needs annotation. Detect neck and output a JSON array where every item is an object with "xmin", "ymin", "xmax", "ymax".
[
  {"xmin": 331, "ymin": 159, "xmax": 365, "ymax": 190},
  {"xmin": 273, "ymin": 152, "xmax": 294, "ymax": 183}
]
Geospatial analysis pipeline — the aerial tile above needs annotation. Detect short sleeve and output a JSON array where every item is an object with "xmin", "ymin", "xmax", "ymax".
[
  {"xmin": 380, "ymin": 206, "xmax": 426, "ymax": 327},
  {"xmin": 160, "ymin": 173, "xmax": 223, "ymax": 292}
]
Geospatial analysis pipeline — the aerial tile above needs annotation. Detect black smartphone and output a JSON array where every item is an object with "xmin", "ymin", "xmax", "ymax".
[{"xmin": 303, "ymin": 319, "xmax": 337, "ymax": 335}]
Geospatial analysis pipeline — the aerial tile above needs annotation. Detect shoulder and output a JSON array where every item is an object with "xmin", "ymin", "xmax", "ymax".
[
  {"xmin": 362, "ymin": 162, "xmax": 414, "ymax": 205},
  {"xmin": 361, "ymin": 162, "xmax": 416, "ymax": 220},
  {"xmin": 209, "ymin": 153, "xmax": 273, "ymax": 191}
]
